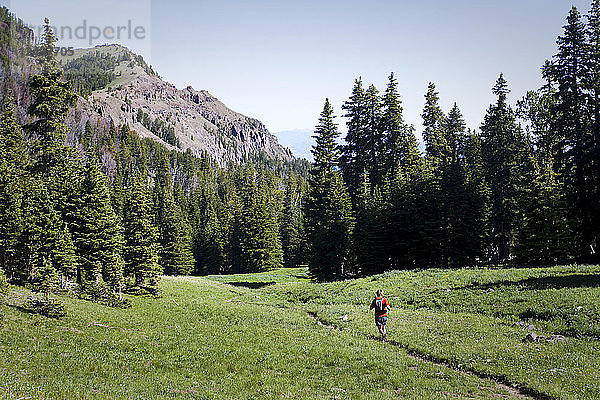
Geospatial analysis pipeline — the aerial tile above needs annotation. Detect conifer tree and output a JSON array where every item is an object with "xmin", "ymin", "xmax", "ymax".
[
  {"xmin": 381, "ymin": 72, "xmax": 421, "ymax": 177},
  {"xmin": 123, "ymin": 174, "xmax": 160, "ymax": 289},
  {"xmin": 191, "ymin": 177, "xmax": 228, "ymax": 275},
  {"xmin": 480, "ymin": 74, "xmax": 534, "ymax": 263},
  {"xmin": 70, "ymin": 159, "xmax": 124, "ymax": 293},
  {"xmin": 441, "ymin": 104, "xmax": 478, "ymax": 266},
  {"xmin": 420, "ymin": 84, "xmax": 449, "ymax": 266},
  {"xmin": 159, "ymin": 199, "xmax": 195, "ymax": 276},
  {"xmin": 19, "ymin": 181, "xmax": 76, "ymax": 290},
  {"xmin": 232, "ymin": 167, "xmax": 283, "ymax": 273},
  {"xmin": 543, "ymin": 7, "xmax": 594, "ymax": 260},
  {"xmin": 462, "ymin": 131, "xmax": 491, "ymax": 264},
  {"xmin": 422, "ymin": 83, "xmax": 447, "ymax": 162},
  {"xmin": 305, "ymin": 99, "xmax": 354, "ymax": 281},
  {"xmin": 340, "ymin": 78, "xmax": 367, "ymax": 197},
  {"xmin": 26, "ymin": 18, "xmax": 77, "ymax": 179},
  {"xmin": 48, "ymin": 214, "xmax": 78, "ymax": 288},
  {"xmin": 514, "ymin": 161, "xmax": 574, "ymax": 265},
  {"xmin": 363, "ymin": 84, "xmax": 385, "ymax": 187}
]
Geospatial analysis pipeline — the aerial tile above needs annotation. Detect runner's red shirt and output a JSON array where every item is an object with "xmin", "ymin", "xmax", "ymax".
[{"xmin": 371, "ymin": 296, "xmax": 389, "ymax": 317}]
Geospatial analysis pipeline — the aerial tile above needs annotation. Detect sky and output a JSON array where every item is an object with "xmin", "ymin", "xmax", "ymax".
[
  {"xmin": 149, "ymin": 0, "xmax": 590, "ymax": 135},
  {"xmin": 3, "ymin": 0, "xmax": 593, "ymax": 150}
]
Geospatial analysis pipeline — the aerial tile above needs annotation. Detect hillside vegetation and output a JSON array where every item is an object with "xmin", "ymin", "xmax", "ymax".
[{"xmin": 2, "ymin": 265, "xmax": 599, "ymax": 399}]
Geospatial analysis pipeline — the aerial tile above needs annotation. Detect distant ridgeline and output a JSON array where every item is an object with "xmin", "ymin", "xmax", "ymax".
[{"xmin": 0, "ymin": 9, "xmax": 309, "ymax": 315}]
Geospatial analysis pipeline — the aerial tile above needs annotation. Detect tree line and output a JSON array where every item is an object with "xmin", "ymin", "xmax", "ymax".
[{"xmin": 305, "ymin": 2, "xmax": 600, "ymax": 281}]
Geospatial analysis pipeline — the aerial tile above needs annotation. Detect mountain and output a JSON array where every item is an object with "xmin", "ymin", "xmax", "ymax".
[{"xmin": 58, "ymin": 44, "xmax": 293, "ymax": 164}]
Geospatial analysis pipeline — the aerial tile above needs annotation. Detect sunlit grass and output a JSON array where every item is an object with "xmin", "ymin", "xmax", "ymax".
[
  {"xmin": 258, "ymin": 265, "xmax": 600, "ymax": 399},
  {"xmin": 0, "ymin": 273, "xmax": 519, "ymax": 399}
]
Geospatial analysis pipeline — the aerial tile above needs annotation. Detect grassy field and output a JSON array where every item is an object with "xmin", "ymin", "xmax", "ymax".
[{"xmin": 1, "ymin": 265, "xmax": 598, "ymax": 399}]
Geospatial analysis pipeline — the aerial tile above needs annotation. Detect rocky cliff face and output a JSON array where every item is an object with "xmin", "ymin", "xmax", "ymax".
[{"xmin": 61, "ymin": 44, "xmax": 293, "ymax": 164}]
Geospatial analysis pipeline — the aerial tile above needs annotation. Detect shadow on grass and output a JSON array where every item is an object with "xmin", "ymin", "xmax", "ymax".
[
  {"xmin": 227, "ymin": 282, "xmax": 275, "ymax": 289},
  {"xmin": 466, "ymin": 274, "xmax": 600, "ymax": 291}
]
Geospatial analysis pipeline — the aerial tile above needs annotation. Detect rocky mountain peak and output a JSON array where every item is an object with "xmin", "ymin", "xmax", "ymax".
[{"xmin": 60, "ymin": 44, "xmax": 293, "ymax": 164}]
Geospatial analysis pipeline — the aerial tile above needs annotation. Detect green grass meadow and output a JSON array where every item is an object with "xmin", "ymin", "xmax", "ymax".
[{"xmin": 1, "ymin": 265, "xmax": 599, "ymax": 399}]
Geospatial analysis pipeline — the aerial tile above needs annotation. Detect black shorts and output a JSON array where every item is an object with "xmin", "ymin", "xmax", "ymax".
[{"xmin": 375, "ymin": 316, "xmax": 388, "ymax": 327}]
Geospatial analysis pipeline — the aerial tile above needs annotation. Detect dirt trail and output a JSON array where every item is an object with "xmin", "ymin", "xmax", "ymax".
[{"xmin": 305, "ymin": 311, "xmax": 551, "ymax": 400}]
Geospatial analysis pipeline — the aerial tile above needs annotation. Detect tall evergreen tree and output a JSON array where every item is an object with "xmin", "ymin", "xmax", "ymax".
[
  {"xmin": 514, "ymin": 161, "xmax": 574, "ymax": 265},
  {"xmin": 123, "ymin": 174, "xmax": 160, "ymax": 289},
  {"xmin": 381, "ymin": 72, "xmax": 420, "ymax": 177},
  {"xmin": 354, "ymin": 171, "xmax": 388, "ymax": 275},
  {"xmin": 363, "ymin": 84, "xmax": 385, "ymax": 187},
  {"xmin": 422, "ymin": 82, "xmax": 448, "ymax": 162},
  {"xmin": 305, "ymin": 99, "xmax": 354, "ymax": 281},
  {"xmin": 26, "ymin": 18, "xmax": 77, "ymax": 180},
  {"xmin": 340, "ymin": 78, "xmax": 367, "ymax": 197},
  {"xmin": 462, "ymin": 131, "xmax": 491, "ymax": 264},
  {"xmin": 480, "ymin": 74, "xmax": 534, "ymax": 263},
  {"xmin": 70, "ymin": 159, "xmax": 124, "ymax": 293},
  {"xmin": 191, "ymin": 176, "xmax": 228, "ymax": 275},
  {"xmin": 19, "ymin": 181, "xmax": 77, "ymax": 290},
  {"xmin": 232, "ymin": 167, "xmax": 283, "ymax": 273},
  {"xmin": 543, "ymin": 7, "xmax": 594, "ymax": 260}
]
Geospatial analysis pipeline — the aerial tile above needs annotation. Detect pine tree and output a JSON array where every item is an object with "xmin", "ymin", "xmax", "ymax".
[
  {"xmin": 441, "ymin": 104, "xmax": 477, "ymax": 266},
  {"xmin": 462, "ymin": 131, "xmax": 491, "ymax": 264},
  {"xmin": 340, "ymin": 78, "xmax": 367, "ymax": 197},
  {"xmin": 48, "ymin": 214, "xmax": 78, "ymax": 289},
  {"xmin": 305, "ymin": 99, "xmax": 354, "ymax": 281},
  {"xmin": 26, "ymin": 18, "xmax": 77, "ymax": 179},
  {"xmin": 516, "ymin": 88, "xmax": 574, "ymax": 265},
  {"xmin": 123, "ymin": 173, "xmax": 160, "ymax": 290},
  {"xmin": 422, "ymin": 83, "xmax": 448, "ymax": 163},
  {"xmin": 232, "ymin": 167, "xmax": 283, "ymax": 273},
  {"xmin": 381, "ymin": 72, "xmax": 421, "ymax": 178},
  {"xmin": 70, "ymin": 159, "xmax": 124, "ymax": 293},
  {"xmin": 19, "ymin": 181, "xmax": 76, "ymax": 293},
  {"xmin": 191, "ymin": 176, "xmax": 227, "ymax": 275},
  {"xmin": 543, "ymin": 7, "xmax": 594, "ymax": 260},
  {"xmin": 420, "ymin": 84, "xmax": 449, "ymax": 266},
  {"xmin": 480, "ymin": 74, "xmax": 534, "ymax": 263},
  {"xmin": 363, "ymin": 84, "xmax": 385, "ymax": 187},
  {"xmin": 160, "ymin": 200, "xmax": 195, "ymax": 276}
]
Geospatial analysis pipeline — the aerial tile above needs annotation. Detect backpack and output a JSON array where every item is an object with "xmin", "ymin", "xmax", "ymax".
[{"xmin": 375, "ymin": 297, "xmax": 384, "ymax": 312}]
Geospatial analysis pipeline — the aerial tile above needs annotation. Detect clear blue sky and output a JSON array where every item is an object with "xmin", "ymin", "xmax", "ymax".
[
  {"xmin": 148, "ymin": 0, "xmax": 590, "ymax": 136},
  {"xmin": 5, "ymin": 0, "xmax": 592, "ymax": 138}
]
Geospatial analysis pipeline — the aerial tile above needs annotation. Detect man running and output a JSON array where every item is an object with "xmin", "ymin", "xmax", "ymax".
[{"xmin": 370, "ymin": 289, "xmax": 390, "ymax": 340}]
